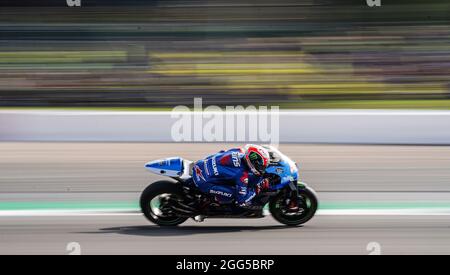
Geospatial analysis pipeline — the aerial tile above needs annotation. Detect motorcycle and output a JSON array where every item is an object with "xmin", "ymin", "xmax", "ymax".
[{"xmin": 140, "ymin": 145, "xmax": 318, "ymax": 226}]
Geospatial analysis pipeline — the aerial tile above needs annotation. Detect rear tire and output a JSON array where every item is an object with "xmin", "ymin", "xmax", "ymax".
[
  {"xmin": 140, "ymin": 180, "xmax": 189, "ymax": 226},
  {"xmin": 269, "ymin": 186, "xmax": 318, "ymax": 226}
]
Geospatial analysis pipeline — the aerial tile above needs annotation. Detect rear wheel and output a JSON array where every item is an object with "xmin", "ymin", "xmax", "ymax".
[
  {"xmin": 269, "ymin": 185, "xmax": 318, "ymax": 226},
  {"xmin": 140, "ymin": 181, "xmax": 189, "ymax": 226}
]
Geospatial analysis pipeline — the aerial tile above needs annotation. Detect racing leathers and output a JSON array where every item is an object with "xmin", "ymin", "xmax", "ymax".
[{"xmin": 192, "ymin": 148, "xmax": 268, "ymax": 206}]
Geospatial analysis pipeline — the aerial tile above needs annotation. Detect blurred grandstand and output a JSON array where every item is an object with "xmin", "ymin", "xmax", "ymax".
[{"xmin": 0, "ymin": 0, "xmax": 449, "ymax": 109}]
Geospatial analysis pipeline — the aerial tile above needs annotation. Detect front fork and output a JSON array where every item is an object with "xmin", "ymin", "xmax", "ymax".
[
  {"xmin": 286, "ymin": 181, "xmax": 308, "ymax": 207},
  {"xmin": 288, "ymin": 181, "xmax": 300, "ymax": 199}
]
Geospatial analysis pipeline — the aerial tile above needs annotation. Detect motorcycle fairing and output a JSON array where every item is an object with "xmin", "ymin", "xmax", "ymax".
[{"xmin": 145, "ymin": 157, "xmax": 193, "ymax": 179}]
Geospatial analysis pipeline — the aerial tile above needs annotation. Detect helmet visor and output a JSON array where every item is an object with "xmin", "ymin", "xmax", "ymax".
[{"xmin": 248, "ymin": 151, "xmax": 266, "ymax": 174}]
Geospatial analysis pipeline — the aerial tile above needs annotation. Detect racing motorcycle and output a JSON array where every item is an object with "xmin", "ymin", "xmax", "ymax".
[{"xmin": 140, "ymin": 146, "xmax": 318, "ymax": 226}]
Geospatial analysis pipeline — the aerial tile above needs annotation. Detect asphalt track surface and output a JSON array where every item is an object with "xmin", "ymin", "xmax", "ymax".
[
  {"xmin": 1, "ymin": 143, "xmax": 450, "ymax": 255},
  {"xmin": 2, "ymin": 216, "xmax": 450, "ymax": 255}
]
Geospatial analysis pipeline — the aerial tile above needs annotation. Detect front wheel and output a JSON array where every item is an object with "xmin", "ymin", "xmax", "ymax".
[
  {"xmin": 269, "ymin": 185, "xmax": 318, "ymax": 226},
  {"xmin": 140, "ymin": 180, "xmax": 189, "ymax": 226}
]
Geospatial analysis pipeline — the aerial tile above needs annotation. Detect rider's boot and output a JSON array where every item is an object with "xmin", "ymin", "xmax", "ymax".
[{"xmin": 238, "ymin": 201, "xmax": 264, "ymax": 211}]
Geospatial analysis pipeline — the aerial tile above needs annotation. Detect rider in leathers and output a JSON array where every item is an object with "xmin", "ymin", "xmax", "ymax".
[{"xmin": 192, "ymin": 144, "xmax": 271, "ymax": 208}]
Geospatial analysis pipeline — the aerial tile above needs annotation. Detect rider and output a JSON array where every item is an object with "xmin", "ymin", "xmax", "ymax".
[{"xmin": 191, "ymin": 144, "xmax": 271, "ymax": 209}]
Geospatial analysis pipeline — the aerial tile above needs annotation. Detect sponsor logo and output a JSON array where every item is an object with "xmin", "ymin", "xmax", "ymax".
[
  {"xmin": 276, "ymin": 168, "xmax": 284, "ymax": 174},
  {"xmin": 210, "ymin": 189, "xmax": 233, "ymax": 198},
  {"xmin": 159, "ymin": 159, "xmax": 171, "ymax": 166},
  {"xmin": 194, "ymin": 165, "xmax": 206, "ymax": 181},
  {"xmin": 203, "ymin": 161, "xmax": 210, "ymax": 176},
  {"xmin": 239, "ymin": 187, "xmax": 247, "ymax": 195},
  {"xmin": 211, "ymin": 158, "xmax": 219, "ymax": 176},
  {"xmin": 232, "ymin": 152, "xmax": 241, "ymax": 167}
]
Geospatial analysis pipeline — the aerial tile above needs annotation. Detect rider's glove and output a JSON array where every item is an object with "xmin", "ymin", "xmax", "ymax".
[
  {"xmin": 256, "ymin": 178, "xmax": 270, "ymax": 194},
  {"xmin": 261, "ymin": 178, "xmax": 270, "ymax": 190}
]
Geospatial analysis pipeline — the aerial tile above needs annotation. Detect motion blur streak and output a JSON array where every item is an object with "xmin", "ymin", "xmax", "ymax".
[
  {"xmin": 1, "ymin": 143, "xmax": 450, "ymax": 192},
  {"xmin": 1, "ymin": 143, "xmax": 450, "ymax": 254},
  {"xmin": 1, "ymin": 0, "xmax": 450, "ymax": 255},
  {"xmin": 0, "ymin": 0, "xmax": 449, "ymax": 108}
]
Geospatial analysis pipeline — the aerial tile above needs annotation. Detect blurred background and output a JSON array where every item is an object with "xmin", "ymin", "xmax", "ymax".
[
  {"xmin": 1, "ymin": 0, "xmax": 450, "ymax": 255},
  {"xmin": 0, "ymin": 0, "xmax": 449, "ymax": 109}
]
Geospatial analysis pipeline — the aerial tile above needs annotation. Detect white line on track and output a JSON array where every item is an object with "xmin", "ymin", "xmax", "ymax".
[
  {"xmin": 0, "ymin": 210, "xmax": 142, "ymax": 217},
  {"xmin": 2, "ymin": 209, "xmax": 450, "ymax": 217},
  {"xmin": 318, "ymin": 209, "xmax": 450, "ymax": 216}
]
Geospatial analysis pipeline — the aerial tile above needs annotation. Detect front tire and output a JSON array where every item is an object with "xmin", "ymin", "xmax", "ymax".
[
  {"xmin": 269, "ymin": 185, "xmax": 318, "ymax": 226},
  {"xmin": 140, "ymin": 180, "xmax": 189, "ymax": 226}
]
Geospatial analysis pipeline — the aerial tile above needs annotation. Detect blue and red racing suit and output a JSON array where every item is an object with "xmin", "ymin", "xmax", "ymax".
[{"xmin": 192, "ymin": 148, "xmax": 266, "ymax": 205}]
